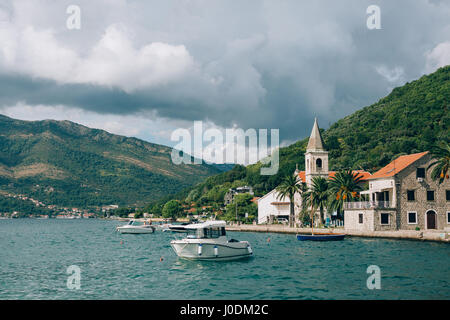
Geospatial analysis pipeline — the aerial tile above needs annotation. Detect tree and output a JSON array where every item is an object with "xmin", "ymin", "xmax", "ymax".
[
  {"xmin": 427, "ymin": 140, "xmax": 450, "ymax": 184},
  {"xmin": 303, "ymin": 177, "xmax": 329, "ymax": 226},
  {"xmin": 328, "ymin": 170, "xmax": 364, "ymax": 218},
  {"xmin": 162, "ymin": 200, "xmax": 182, "ymax": 220},
  {"xmin": 275, "ymin": 174, "xmax": 302, "ymax": 227},
  {"xmin": 224, "ymin": 193, "xmax": 256, "ymax": 222}
]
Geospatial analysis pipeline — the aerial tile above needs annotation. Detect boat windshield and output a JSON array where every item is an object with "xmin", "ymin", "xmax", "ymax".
[{"xmin": 186, "ymin": 227, "xmax": 226, "ymax": 239}]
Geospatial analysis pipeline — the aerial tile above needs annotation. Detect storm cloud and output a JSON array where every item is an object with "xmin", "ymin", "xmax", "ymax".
[{"xmin": 0, "ymin": 0, "xmax": 449, "ymax": 143}]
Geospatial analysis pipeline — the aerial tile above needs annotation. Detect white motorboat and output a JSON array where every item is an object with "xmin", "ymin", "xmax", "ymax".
[
  {"xmin": 116, "ymin": 220, "xmax": 155, "ymax": 234},
  {"xmin": 170, "ymin": 220, "xmax": 253, "ymax": 261}
]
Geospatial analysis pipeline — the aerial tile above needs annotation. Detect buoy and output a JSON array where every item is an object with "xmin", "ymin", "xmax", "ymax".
[
  {"xmin": 120, "ymin": 240, "xmax": 123, "ymax": 245},
  {"xmin": 160, "ymin": 257, "xmax": 163, "ymax": 262},
  {"xmin": 214, "ymin": 246, "xmax": 218, "ymax": 257},
  {"xmin": 198, "ymin": 244, "xmax": 202, "ymax": 256},
  {"xmin": 267, "ymin": 237, "xmax": 270, "ymax": 243}
]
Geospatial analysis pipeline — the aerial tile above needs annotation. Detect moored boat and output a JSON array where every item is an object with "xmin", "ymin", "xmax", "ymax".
[
  {"xmin": 170, "ymin": 220, "xmax": 253, "ymax": 261},
  {"xmin": 116, "ymin": 220, "xmax": 155, "ymax": 234},
  {"xmin": 297, "ymin": 233, "xmax": 345, "ymax": 241}
]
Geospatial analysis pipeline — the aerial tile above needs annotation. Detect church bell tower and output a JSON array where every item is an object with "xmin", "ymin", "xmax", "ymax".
[{"xmin": 305, "ymin": 118, "xmax": 329, "ymax": 186}]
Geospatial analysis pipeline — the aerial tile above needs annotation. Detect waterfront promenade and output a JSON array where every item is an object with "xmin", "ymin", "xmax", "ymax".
[
  {"xmin": 108, "ymin": 217, "xmax": 449, "ymax": 243},
  {"xmin": 226, "ymin": 224, "xmax": 450, "ymax": 243}
]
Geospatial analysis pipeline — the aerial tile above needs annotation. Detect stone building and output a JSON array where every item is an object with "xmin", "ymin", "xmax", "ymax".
[{"xmin": 344, "ymin": 151, "xmax": 450, "ymax": 231}]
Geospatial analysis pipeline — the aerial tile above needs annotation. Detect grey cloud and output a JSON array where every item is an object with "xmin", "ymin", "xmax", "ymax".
[{"xmin": 0, "ymin": 0, "xmax": 449, "ymax": 142}]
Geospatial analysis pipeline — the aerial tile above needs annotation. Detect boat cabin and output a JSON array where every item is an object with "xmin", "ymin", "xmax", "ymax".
[{"xmin": 185, "ymin": 221, "xmax": 227, "ymax": 239}]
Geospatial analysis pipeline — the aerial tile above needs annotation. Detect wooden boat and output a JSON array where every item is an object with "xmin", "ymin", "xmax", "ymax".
[
  {"xmin": 297, "ymin": 233, "xmax": 345, "ymax": 241},
  {"xmin": 297, "ymin": 200, "xmax": 345, "ymax": 241}
]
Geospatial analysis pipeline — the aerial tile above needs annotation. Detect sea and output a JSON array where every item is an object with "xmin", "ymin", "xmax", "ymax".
[{"xmin": 0, "ymin": 219, "xmax": 449, "ymax": 299}]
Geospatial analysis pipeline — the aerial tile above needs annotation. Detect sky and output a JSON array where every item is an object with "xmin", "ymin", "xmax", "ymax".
[{"xmin": 0, "ymin": 0, "xmax": 449, "ymax": 158}]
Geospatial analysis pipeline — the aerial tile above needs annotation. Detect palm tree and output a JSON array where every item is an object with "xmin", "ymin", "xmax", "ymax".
[
  {"xmin": 427, "ymin": 141, "xmax": 450, "ymax": 184},
  {"xmin": 276, "ymin": 174, "xmax": 302, "ymax": 227},
  {"xmin": 328, "ymin": 170, "xmax": 364, "ymax": 218},
  {"xmin": 303, "ymin": 177, "xmax": 329, "ymax": 226}
]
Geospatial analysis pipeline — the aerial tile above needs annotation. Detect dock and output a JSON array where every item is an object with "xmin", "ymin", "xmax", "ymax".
[{"xmin": 226, "ymin": 224, "xmax": 450, "ymax": 243}]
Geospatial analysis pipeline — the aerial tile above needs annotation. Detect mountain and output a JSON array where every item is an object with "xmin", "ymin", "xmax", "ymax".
[
  {"xmin": 167, "ymin": 65, "xmax": 449, "ymax": 206},
  {"xmin": 0, "ymin": 115, "xmax": 222, "ymax": 207}
]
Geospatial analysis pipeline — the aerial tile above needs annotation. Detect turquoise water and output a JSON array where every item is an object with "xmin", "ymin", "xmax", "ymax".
[{"xmin": 0, "ymin": 219, "xmax": 449, "ymax": 300}]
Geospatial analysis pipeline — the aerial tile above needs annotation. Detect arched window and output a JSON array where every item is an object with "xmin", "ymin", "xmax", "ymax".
[{"xmin": 316, "ymin": 158, "xmax": 322, "ymax": 170}]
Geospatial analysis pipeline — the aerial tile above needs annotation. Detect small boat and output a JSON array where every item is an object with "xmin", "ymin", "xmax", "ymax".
[
  {"xmin": 116, "ymin": 220, "xmax": 155, "ymax": 234},
  {"xmin": 297, "ymin": 233, "xmax": 345, "ymax": 241},
  {"xmin": 170, "ymin": 220, "xmax": 253, "ymax": 261}
]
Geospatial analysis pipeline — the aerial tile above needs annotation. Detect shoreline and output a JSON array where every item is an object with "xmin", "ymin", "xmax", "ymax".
[
  {"xmin": 225, "ymin": 224, "xmax": 450, "ymax": 243},
  {"xmin": 4, "ymin": 217, "xmax": 449, "ymax": 243}
]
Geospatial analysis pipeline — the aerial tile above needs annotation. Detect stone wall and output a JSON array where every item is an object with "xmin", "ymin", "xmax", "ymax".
[{"xmin": 396, "ymin": 154, "xmax": 450, "ymax": 231}]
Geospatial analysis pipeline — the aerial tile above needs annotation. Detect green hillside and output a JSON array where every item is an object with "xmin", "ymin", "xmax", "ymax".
[
  {"xmin": 163, "ymin": 65, "xmax": 449, "ymax": 209},
  {"xmin": 0, "ymin": 116, "xmax": 222, "ymax": 208}
]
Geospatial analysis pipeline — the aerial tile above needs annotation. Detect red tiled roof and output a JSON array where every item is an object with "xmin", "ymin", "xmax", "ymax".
[
  {"xmin": 250, "ymin": 197, "xmax": 260, "ymax": 203},
  {"xmin": 368, "ymin": 151, "xmax": 429, "ymax": 180},
  {"xmin": 297, "ymin": 170, "xmax": 372, "ymax": 182}
]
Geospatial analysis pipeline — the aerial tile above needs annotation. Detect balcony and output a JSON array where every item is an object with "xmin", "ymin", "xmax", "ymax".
[{"xmin": 344, "ymin": 201, "xmax": 394, "ymax": 210}]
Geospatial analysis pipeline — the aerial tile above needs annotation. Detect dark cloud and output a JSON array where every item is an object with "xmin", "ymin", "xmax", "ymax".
[{"xmin": 0, "ymin": 0, "xmax": 449, "ymax": 142}]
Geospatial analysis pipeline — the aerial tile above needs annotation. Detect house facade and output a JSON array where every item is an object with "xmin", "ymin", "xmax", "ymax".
[
  {"xmin": 257, "ymin": 189, "xmax": 302, "ymax": 224},
  {"xmin": 344, "ymin": 152, "xmax": 450, "ymax": 231}
]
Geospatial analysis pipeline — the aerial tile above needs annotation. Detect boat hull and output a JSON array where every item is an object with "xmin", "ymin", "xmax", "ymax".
[
  {"xmin": 297, "ymin": 233, "xmax": 345, "ymax": 241},
  {"xmin": 117, "ymin": 226, "xmax": 155, "ymax": 234},
  {"xmin": 170, "ymin": 241, "xmax": 252, "ymax": 261}
]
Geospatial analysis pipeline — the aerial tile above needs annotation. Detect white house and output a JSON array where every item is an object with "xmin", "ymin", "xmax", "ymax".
[{"xmin": 257, "ymin": 189, "xmax": 301, "ymax": 224}]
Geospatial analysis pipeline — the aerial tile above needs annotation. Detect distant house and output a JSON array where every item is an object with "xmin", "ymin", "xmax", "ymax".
[
  {"xmin": 344, "ymin": 151, "xmax": 450, "ymax": 231},
  {"xmin": 258, "ymin": 119, "xmax": 371, "ymax": 225},
  {"xmin": 224, "ymin": 186, "xmax": 254, "ymax": 205}
]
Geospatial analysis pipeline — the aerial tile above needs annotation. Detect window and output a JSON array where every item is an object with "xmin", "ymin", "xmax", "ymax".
[
  {"xmin": 407, "ymin": 190, "xmax": 415, "ymax": 201},
  {"xmin": 316, "ymin": 158, "xmax": 322, "ymax": 169},
  {"xmin": 408, "ymin": 212, "xmax": 417, "ymax": 224},
  {"xmin": 446, "ymin": 190, "xmax": 450, "ymax": 201},
  {"xmin": 427, "ymin": 190, "xmax": 435, "ymax": 201},
  {"xmin": 380, "ymin": 213, "xmax": 390, "ymax": 225},
  {"xmin": 358, "ymin": 213, "xmax": 363, "ymax": 224},
  {"xmin": 205, "ymin": 227, "xmax": 226, "ymax": 239},
  {"xmin": 447, "ymin": 212, "xmax": 450, "ymax": 224},
  {"xmin": 416, "ymin": 168, "xmax": 425, "ymax": 178}
]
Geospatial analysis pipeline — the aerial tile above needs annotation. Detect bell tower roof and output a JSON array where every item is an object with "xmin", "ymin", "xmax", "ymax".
[{"xmin": 306, "ymin": 118, "xmax": 325, "ymax": 152}]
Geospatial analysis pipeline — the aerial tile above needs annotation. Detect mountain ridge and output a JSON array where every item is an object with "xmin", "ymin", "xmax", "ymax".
[{"xmin": 0, "ymin": 114, "xmax": 222, "ymax": 207}]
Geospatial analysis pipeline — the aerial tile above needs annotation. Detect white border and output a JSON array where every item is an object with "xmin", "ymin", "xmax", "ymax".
[
  {"xmin": 407, "ymin": 211, "xmax": 417, "ymax": 224},
  {"xmin": 380, "ymin": 212, "xmax": 390, "ymax": 225}
]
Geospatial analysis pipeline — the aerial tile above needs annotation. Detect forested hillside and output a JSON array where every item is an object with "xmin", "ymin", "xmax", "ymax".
[{"xmin": 0, "ymin": 116, "xmax": 222, "ymax": 207}]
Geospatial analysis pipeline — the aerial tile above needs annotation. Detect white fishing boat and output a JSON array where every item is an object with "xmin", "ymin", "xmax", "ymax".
[
  {"xmin": 170, "ymin": 220, "xmax": 253, "ymax": 261},
  {"xmin": 116, "ymin": 220, "xmax": 155, "ymax": 234}
]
